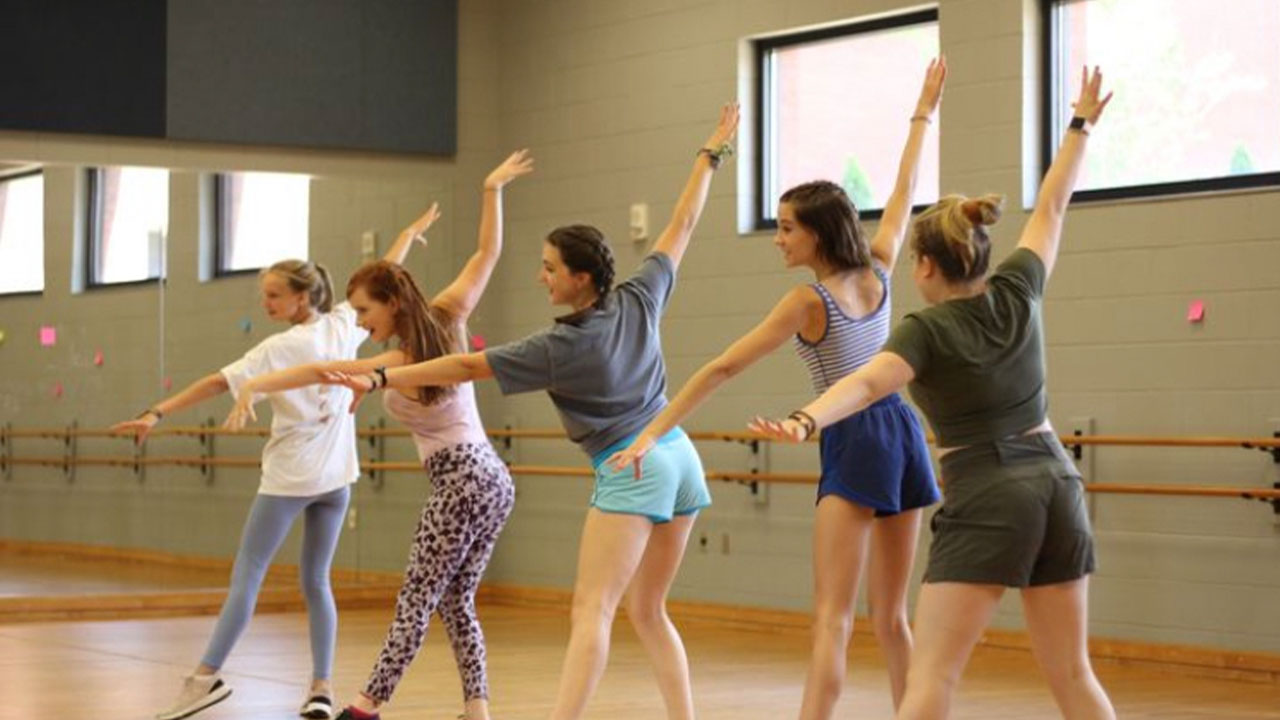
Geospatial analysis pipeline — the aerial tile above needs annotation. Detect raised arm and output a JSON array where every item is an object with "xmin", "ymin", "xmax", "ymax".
[
  {"xmin": 222, "ymin": 350, "xmax": 406, "ymax": 429},
  {"xmin": 869, "ymin": 57, "xmax": 947, "ymax": 271},
  {"xmin": 607, "ymin": 287, "xmax": 814, "ymax": 472},
  {"xmin": 383, "ymin": 203, "xmax": 442, "ymax": 265},
  {"xmin": 749, "ymin": 351, "xmax": 915, "ymax": 442},
  {"xmin": 110, "ymin": 372, "xmax": 230, "ymax": 444},
  {"xmin": 1018, "ymin": 66, "xmax": 1112, "ymax": 278},
  {"xmin": 431, "ymin": 151, "xmax": 535, "ymax": 320},
  {"xmin": 651, "ymin": 103, "xmax": 740, "ymax": 269}
]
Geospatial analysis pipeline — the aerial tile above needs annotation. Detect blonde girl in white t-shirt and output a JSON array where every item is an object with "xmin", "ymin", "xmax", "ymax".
[{"xmin": 111, "ymin": 208, "xmax": 440, "ymax": 720}]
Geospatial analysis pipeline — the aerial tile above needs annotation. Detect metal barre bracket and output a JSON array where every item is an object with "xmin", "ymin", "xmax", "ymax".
[
  {"xmin": 63, "ymin": 422, "xmax": 77, "ymax": 483},
  {"xmin": 1, "ymin": 423, "xmax": 11, "ymax": 481},
  {"xmin": 199, "ymin": 419, "xmax": 216, "ymax": 485},
  {"xmin": 367, "ymin": 418, "xmax": 386, "ymax": 490}
]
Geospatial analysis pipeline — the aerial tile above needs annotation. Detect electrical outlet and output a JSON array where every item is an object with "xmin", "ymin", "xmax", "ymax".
[
  {"xmin": 346, "ymin": 506, "xmax": 358, "ymax": 530},
  {"xmin": 698, "ymin": 532, "xmax": 709, "ymax": 553},
  {"xmin": 629, "ymin": 203, "xmax": 649, "ymax": 242},
  {"xmin": 360, "ymin": 231, "xmax": 378, "ymax": 261}
]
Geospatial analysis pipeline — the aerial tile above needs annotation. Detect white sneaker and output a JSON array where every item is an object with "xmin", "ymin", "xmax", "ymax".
[
  {"xmin": 155, "ymin": 673, "xmax": 233, "ymax": 720},
  {"xmin": 300, "ymin": 693, "xmax": 334, "ymax": 719}
]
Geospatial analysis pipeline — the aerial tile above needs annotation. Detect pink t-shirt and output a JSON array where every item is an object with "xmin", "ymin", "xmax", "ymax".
[{"xmin": 382, "ymin": 381, "xmax": 488, "ymax": 462}]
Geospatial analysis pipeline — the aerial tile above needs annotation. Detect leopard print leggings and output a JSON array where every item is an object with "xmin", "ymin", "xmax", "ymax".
[{"xmin": 363, "ymin": 441, "xmax": 515, "ymax": 703}]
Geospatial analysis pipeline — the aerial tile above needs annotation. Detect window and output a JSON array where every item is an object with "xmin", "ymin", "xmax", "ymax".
[
  {"xmin": 754, "ymin": 9, "xmax": 940, "ymax": 229},
  {"xmin": 87, "ymin": 166, "xmax": 169, "ymax": 286},
  {"xmin": 0, "ymin": 170, "xmax": 44, "ymax": 295},
  {"xmin": 1045, "ymin": 0, "xmax": 1280, "ymax": 200},
  {"xmin": 215, "ymin": 172, "xmax": 309, "ymax": 274}
]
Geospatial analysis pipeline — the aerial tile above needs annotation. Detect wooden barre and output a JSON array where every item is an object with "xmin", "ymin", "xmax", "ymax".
[
  {"xmin": 8, "ymin": 454, "xmax": 1280, "ymax": 500},
  {"xmin": 7, "ymin": 426, "xmax": 1280, "ymax": 449}
]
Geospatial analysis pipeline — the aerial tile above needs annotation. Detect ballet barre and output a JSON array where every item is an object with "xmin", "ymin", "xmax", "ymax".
[{"xmin": 3, "ymin": 422, "xmax": 1278, "ymax": 510}]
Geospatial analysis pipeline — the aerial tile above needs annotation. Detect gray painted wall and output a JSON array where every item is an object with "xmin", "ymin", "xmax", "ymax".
[{"xmin": 2, "ymin": 0, "xmax": 1279, "ymax": 654}]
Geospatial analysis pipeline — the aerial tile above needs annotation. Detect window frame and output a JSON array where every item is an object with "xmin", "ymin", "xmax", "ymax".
[
  {"xmin": 212, "ymin": 173, "xmax": 260, "ymax": 278},
  {"xmin": 212, "ymin": 171, "xmax": 310, "ymax": 278},
  {"xmin": 752, "ymin": 7, "xmax": 940, "ymax": 231},
  {"xmin": 1040, "ymin": 0, "xmax": 1280, "ymax": 203},
  {"xmin": 84, "ymin": 167, "xmax": 166, "ymax": 289},
  {"xmin": 0, "ymin": 168, "xmax": 46, "ymax": 298}
]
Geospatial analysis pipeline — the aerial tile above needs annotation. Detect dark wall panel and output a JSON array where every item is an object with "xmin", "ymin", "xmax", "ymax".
[
  {"xmin": 167, "ymin": 0, "xmax": 457, "ymax": 155},
  {"xmin": 0, "ymin": 0, "xmax": 167, "ymax": 137}
]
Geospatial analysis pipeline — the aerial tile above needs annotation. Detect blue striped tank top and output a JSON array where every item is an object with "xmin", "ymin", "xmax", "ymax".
[{"xmin": 793, "ymin": 267, "xmax": 892, "ymax": 394}]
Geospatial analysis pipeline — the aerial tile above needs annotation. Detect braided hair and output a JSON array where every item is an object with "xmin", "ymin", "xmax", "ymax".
[{"xmin": 546, "ymin": 224, "xmax": 615, "ymax": 307}]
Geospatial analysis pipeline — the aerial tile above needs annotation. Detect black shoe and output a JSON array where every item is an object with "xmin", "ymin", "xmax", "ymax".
[
  {"xmin": 333, "ymin": 707, "xmax": 379, "ymax": 720},
  {"xmin": 300, "ymin": 694, "xmax": 334, "ymax": 719}
]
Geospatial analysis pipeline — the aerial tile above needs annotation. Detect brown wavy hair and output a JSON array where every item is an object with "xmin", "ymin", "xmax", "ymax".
[
  {"xmin": 346, "ymin": 261, "xmax": 464, "ymax": 406},
  {"xmin": 779, "ymin": 180, "xmax": 870, "ymax": 271}
]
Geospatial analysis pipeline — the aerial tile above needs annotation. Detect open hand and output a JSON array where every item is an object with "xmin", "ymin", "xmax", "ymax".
[
  {"xmin": 320, "ymin": 371, "xmax": 374, "ymax": 413},
  {"xmin": 110, "ymin": 415, "xmax": 158, "ymax": 445},
  {"xmin": 747, "ymin": 416, "xmax": 807, "ymax": 443},
  {"xmin": 914, "ymin": 55, "xmax": 948, "ymax": 120},
  {"xmin": 223, "ymin": 391, "xmax": 257, "ymax": 431},
  {"xmin": 605, "ymin": 433, "xmax": 657, "ymax": 480},
  {"xmin": 485, "ymin": 149, "xmax": 535, "ymax": 191},
  {"xmin": 406, "ymin": 202, "xmax": 442, "ymax": 246},
  {"xmin": 1071, "ymin": 66, "xmax": 1113, "ymax": 125},
  {"xmin": 703, "ymin": 102, "xmax": 741, "ymax": 151}
]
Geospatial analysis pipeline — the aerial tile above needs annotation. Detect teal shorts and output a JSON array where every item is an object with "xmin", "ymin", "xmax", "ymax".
[{"xmin": 590, "ymin": 427, "xmax": 711, "ymax": 523}]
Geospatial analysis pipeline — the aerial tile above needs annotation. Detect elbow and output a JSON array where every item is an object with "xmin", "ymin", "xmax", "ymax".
[
  {"xmin": 461, "ymin": 353, "xmax": 493, "ymax": 381},
  {"xmin": 205, "ymin": 373, "xmax": 230, "ymax": 393},
  {"xmin": 707, "ymin": 357, "xmax": 741, "ymax": 383}
]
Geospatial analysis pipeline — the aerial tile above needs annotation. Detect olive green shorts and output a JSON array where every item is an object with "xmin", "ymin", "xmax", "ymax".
[{"xmin": 923, "ymin": 432, "xmax": 1096, "ymax": 588}]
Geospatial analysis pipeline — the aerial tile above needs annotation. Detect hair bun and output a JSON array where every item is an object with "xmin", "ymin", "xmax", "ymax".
[{"xmin": 960, "ymin": 194, "xmax": 1005, "ymax": 227}]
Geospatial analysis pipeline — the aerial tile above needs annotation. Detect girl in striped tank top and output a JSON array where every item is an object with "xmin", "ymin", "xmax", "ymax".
[{"xmin": 608, "ymin": 59, "xmax": 946, "ymax": 719}]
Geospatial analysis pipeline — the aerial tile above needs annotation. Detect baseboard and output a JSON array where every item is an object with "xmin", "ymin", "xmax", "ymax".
[
  {"xmin": 5, "ymin": 541, "xmax": 1278, "ymax": 684},
  {"xmin": 477, "ymin": 583, "xmax": 1280, "ymax": 684},
  {"xmin": 0, "ymin": 539, "xmax": 401, "ymax": 623}
]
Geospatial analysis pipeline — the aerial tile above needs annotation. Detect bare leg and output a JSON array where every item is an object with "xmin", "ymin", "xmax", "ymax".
[
  {"xmin": 895, "ymin": 582, "xmax": 1003, "ymax": 720},
  {"xmin": 797, "ymin": 495, "xmax": 875, "ymax": 720},
  {"xmin": 866, "ymin": 508, "xmax": 924, "ymax": 709},
  {"xmin": 625, "ymin": 513, "xmax": 699, "ymax": 720},
  {"xmin": 1021, "ymin": 577, "xmax": 1116, "ymax": 720},
  {"xmin": 548, "ymin": 509, "xmax": 654, "ymax": 720}
]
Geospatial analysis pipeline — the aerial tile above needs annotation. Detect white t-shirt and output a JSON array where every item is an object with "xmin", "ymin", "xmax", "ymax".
[{"xmin": 221, "ymin": 302, "xmax": 369, "ymax": 496}]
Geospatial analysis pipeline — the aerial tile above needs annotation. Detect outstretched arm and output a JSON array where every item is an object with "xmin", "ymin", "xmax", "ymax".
[
  {"xmin": 322, "ymin": 352, "xmax": 493, "ymax": 414},
  {"xmin": 222, "ymin": 350, "xmax": 406, "ymax": 429},
  {"xmin": 111, "ymin": 373, "xmax": 230, "ymax": 443},
  {"xmin": 1018, "ymin": 66, "xmax": 1112, "ymax": 278},
  {"xmin": 749, "ymin": 352, "xmax": 914, "ymax": 442},
  {"xmin": 869, "ymin": 57, "xmax": 947, "ymax": 271},
  {"xmin": 607, "ymin": 287, "xmax": 812, "ymax": 471},
  {"xmin": 432, "ymin": 151, "xmax": 535, "ymax": 320},
  {"xmin": 383, "ymin": 203, "xmax": 442, "ymax": 265},
  {"xmin": 651, "ymin": 103, "xmax": 740, "ymax": 269}
]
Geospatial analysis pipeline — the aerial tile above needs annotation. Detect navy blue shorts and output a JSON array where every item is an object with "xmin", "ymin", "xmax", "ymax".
[{"xmin": 817, "ymin": 393, "xmax": 939, "ymax": 517}]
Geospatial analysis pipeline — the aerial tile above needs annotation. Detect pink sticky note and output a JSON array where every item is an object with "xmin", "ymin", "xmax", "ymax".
[
  {"xmin": 163, "ymin": 376, "xmax": 173, "ymax": 391},
  {"xmin": 1187, "ymin": 300, "xmax": 1205, "ymax": 323},
  {"xmin": 93, "ymin": 349, "xmax": 104, "ymax": 366},
  {"xmin": 39, "ymin": 326, "xmax": 57, "ymax": 346},
  {"xmin": 52, "ymin": 382, "xmax": 63, "ymax": 399},
  {"xmin": 470, "ymin": 334, "xmax": 487, "ymax": 351}
]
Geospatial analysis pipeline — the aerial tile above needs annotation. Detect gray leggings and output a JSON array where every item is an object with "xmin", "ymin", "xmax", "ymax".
[{"xmin": 202, "ymin": 485, "xmax": 350, "ymax": 679}]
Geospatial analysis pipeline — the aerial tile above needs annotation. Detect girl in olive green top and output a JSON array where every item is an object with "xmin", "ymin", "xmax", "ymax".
[{"xmin": 752, "ymin": 68, "xmax": 1117, "ymax": 720}]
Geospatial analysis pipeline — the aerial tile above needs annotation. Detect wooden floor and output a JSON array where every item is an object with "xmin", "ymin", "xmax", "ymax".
[
  {"xmin": 0, "ymin": 553, "xmax": 250, "ymax": 596},
  {"xmin": 3, "ymin": 604, "xmax": 1279, "ymax": 720}
]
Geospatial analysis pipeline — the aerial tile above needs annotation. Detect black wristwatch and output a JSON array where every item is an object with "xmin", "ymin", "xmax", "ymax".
[{"xmin": 1068, "ymin": 116, "xmax": 1091, "ymax": 134}]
